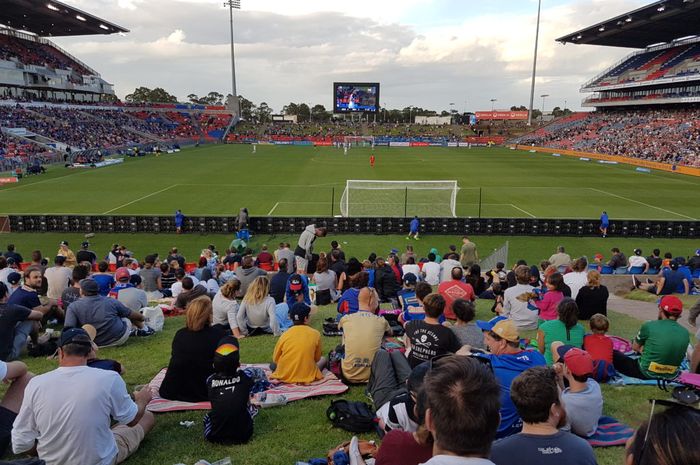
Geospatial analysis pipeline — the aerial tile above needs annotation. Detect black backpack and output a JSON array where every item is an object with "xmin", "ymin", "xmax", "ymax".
[{"xmin": 326, "ymin": 400, "xmax": 378, "ymax": 433}]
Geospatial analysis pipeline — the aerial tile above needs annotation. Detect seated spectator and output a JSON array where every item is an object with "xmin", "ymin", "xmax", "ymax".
[
  {"xmin": 0, "ymin": 280, "xmax": 45, "ymax": 361},
  {"xmin": 548, "ymin": 245, "xmax": 572, "ymax": 271},
  {"xmin": 255, "ymin": 244, "xmax": 275, "ymax": 271},
  {"xmin": 65, "ymin": 278, "xmax": 145, "ymax": 347},
  {"xmin": 438, "ymin": 253, "xmax": 462, "ymax": 283},
  {"xmin": 76, "ymin": 241, "xmax": 97, "ymax": 266},
  {"xmin": 421, "ymin": 253, "xmax": 440, "ymax": 285},
  {"xmin": 402, "ymin": 256, "xmax": 421, "ymax": 278},
  {"xmin": 271, "ymin": 303, "xmax": 325, "ymax": 384},
  {"xmin": 404, "ymin": 293, "xmax": 462, "ymax": 368},
  {"xmin": 236, "ymin": 276, "xmax": 279, "ymax": 336},
  {"xmin": 11, "ymin": 328, "xmax": 154, "ymax": 465},
  {"xmin": 139, "ymin": 254, "xmax": 162, "ymax": 297},
  {"xmin": 6, "ymin": 272, "xmax": 21, "ymax": 297},
  {"xmin": 159, "ymin": 262, "xmax": 176, "ymax": 293},
  {"xmin": 312, "ymin": 257, "xmax": 337, "ymax": 305},
  {"xmin": 368, "ymin": 352, "xmax": 428, "ymax": 432},
  {"xmin": 234, "ymin": 256, "xmax": 267, "ymax": 297},
  {"xmin": 0, "ymin": 359, "xmax": 32, "ymax": 456},
  {"xmin": 531, "ymin": 272, "xmax": 566, "ymax": 322},
  {"xmin": 3, "ymin": 244, "xmax": 22, "ymax": 265},
  {"xmin": 490, "ymin": 366, "xmax": 597, "ymax": 465},
  {"xmin": 117, "ymin": 275, "xmax": 148, "ymax": 313},
  {"xmin": 194, "ymin": 256, "xmax": 213, "ymax": 282},
  {"xmin": 276, "ymin": 243, "xmax": 295, "ymax": 273},
  {"xmin": 646, "ymin": 248, "xmax": 663, "ymax": 272},
  {"xmin": 575, "ymin": 270, "xmax": 608, "ymax": 320},
  {"xmin": 160, "ymin": 297, "xmax": 226, "ymax": 402},
  {"xmin": 44, "ymin": 255, "xmax": 72, "ymax": 300},
  {"xmin": 212, "ymin": 279, "xmax": 241, "ymax": 337},
  {"xmin": 498, "ymin": 265, "xmax": 537, "ymax": 330},
  {"xmin": 628, "ymin": 248, "xmax": 649, "ymax": 273},
  {"xmin": 109, "ymin": 266, "xmax": 137, "ymax": 298},
  {"xmin": 450, "ymin": 299, "xmax": 485, "ymax": 350},
  {"xmin": 92, "ymin": 261, "xmax": 115, "ymax": 296},
  {"xmin": 397, "ymin": 272, "xmax": 419, "ymax": 312},
  {"xmin": 551, "ymin": 345, "xmax": 603, "ymax": 438},
  {"xmin": 505, "ymin": 260, "xmax": 527, "ymax": 288},
  {"xmin": 537, "ymin": 298, "xmax": 585, "ymax": 365},
  {"xmin": 173, "ymin": 277, "xmax": 209, "ymax": 312},
  {"xmin": 613, "ymin": 296, "xmax": 689, "ymax": 380},
  {"xmin": 625, "ymin": 400, "xmax": 700, "ymax": 465},
  {"xmin": 338, "ymin": 287, "xmax": 391, "ymax": 383},
  {"xmin": 563, "ymin": 258, "xmax": 589, "ymax": 299},
  {"xmin": 399, "ymin": 281, "xmax": 434, "ymax": 325},
  {"xmin": 337, "ymin": 271, "xmax": 369, "ymax": 316},
  {"xmin": 607, "ymin": 247, "xmax": 628, "ymax": 273},
  {"xmin": 60, "ymin": 264, "xmax": 89, "ymax": 310},
  {"xmin": 465, "ymin": 264, "xmax": 487, "ymax": 295},
  {"xmin": 471, "ymin": 318, "xmax": 546, "ymax": 438},
  {"xmin": 285, "ymin": 273, "xmax": 315, "ymax": 311},
  {"xmin": 438, "ymin": 266, "xmax": 475, "ymax": 320},
  {"xmin": 269, "ymin": 258, "xmax": 290, "ymax": 304},
  {"xmin": 688, "ymin": 248, "xmax": 700, "ymax": 273},
  {"xmin": 582, "ymin": 314, "xmax": 614, "ymax": 381},
  {"xmin": 375, "ymin": 257, "xmax": 401, "ymax": 306},
  {"xmin": 204, "ymin": 335, "xmax": 255, "ymax": 445},
  {"xmin": 421, "ymin": 356, "xmax": 501, "ymax": 465}
]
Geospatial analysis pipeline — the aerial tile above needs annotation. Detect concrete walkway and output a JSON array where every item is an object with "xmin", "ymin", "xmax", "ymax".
[{"xmin": 608, "ymin": 295, "xmax": 695, "ymax": 332}]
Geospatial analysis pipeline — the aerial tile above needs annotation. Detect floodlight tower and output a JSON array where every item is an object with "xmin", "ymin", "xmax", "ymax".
[
  {"xmin": 527, "ymin": 0, "xmax": 542, "ymax": 126},
  {"xmin": 224, "ymin": 0, "xmax": 241, "ymax": 99}
]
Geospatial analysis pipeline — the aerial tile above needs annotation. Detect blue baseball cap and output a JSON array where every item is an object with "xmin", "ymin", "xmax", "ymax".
[{"xmin": 476, "ymin": 315, "xmax": 508, "ymax": 332}]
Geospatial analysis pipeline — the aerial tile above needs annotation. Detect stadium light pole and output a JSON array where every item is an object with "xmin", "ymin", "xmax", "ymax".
[
  {"xmin": 541, "ymin": 94, "xmax": 549, "ymax": 121},
  {"xmin": 224, "ymin": 0, "xmax": 241, "ymax": 100},
  {"xmin": 527, "ymin": 0, "xmax": 542, "ymax": 126},
  {"xmin": 490, "ymin": 98, "xmax": 497, "ymax": 111}
]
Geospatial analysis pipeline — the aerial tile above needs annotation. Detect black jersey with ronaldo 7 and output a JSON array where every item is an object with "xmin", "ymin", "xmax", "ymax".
[{"xmin": 204, "ymin": 371, "xmax": 254, "ymax": 444}]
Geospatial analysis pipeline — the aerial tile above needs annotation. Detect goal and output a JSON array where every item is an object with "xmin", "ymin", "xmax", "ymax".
[
  {"xmin": 340, "ymin": 180, "xmax": 459, "ymax": 217},
  {"xmin": 342, "ymin": 136, "xmax": 375, "ymax": 147}
]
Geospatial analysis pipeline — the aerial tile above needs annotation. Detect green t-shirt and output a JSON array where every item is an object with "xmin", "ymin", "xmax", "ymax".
[
  {"xmin": 460, "ymin": 242, "xmax": 477, "ymax": 267},
  {"xmin": 540, "ymin": 319, "xmax": 585, "ymax": 365},
  {"xmin": 635, "ymin": 319, "xmax": 690, "ymax": 379}
]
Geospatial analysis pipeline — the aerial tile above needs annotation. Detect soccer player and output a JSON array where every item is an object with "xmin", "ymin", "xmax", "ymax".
[
  {"xmin": 370, "ymin": 154, "xmax": 375, "ymax": 168},
  {"xmin": 252, "ymin": 144, "xmax": 257, "ymax": 154},
  {"xmin": 407, "ymin": 216, "xmax": 420, "ymax": 240},
  {"xmin": 175, "ymin": 210, "xmax": 184, "ymax": 234},
  {"xmin": 599, "ymin": 211, "xmax": 609, "ymax": 238},
  {"xmin": 343, "ymin": 144, "xmax": 348, "ymax": 156}
]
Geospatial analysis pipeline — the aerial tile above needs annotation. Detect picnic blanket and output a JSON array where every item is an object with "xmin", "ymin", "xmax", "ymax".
[
  {"xmin": 586, "ymin": 416, "xmax": 635, "ymax": 447},
  {"xmin": 146, "ymin": 364, "xmax": 348, "ymax": 413},
  {"xmin": 607, "ymin": 359, "xmax": 689, "ymax": 386}
]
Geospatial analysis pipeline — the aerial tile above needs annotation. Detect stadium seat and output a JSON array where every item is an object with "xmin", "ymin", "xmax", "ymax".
[
  {"xmin": 613, "ymin": 267, "xmax": 628, "ymax": 275},
  {"xmin": 646, "ymin": 268, "xmax": 658, "ymax": 275},
  {"xmin": 601, "ymin": 265, "xmax": 614, "ymax": 275},
  {"xmin": 628, "ymin": 266, "xmax": 645, "ymax": 274}
]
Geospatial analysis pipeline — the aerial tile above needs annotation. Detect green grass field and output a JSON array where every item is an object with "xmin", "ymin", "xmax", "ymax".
[
  {"xmin": 2, "ymin": 144, "xmax": 699, "ymax": 465},
  {"xmin": 1, "ymin": 144, "xmax": 698, "ymax": 220}
]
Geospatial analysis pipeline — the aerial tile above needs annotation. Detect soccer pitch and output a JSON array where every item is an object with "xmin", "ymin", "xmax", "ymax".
[{"xmin": 2, "ymin": 144, "xmax": 699, "ymax": 220}]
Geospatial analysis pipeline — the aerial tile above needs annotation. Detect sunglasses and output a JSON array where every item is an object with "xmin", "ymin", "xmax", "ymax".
[{"xmin": 636, "ymin": 399, "xmax": 699, "ymax": 464}]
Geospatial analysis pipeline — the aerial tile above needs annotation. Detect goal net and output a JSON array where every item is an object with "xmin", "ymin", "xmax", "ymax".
[
  {"xmin": 343, "ymin": 136, "xmax": 375, "ymax": 147},
  {"xmin": 340, "ymin": 180, "xmax": 459, "ymax": 217}
]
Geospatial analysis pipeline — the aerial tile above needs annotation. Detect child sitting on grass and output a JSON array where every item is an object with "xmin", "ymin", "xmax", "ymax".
[
  {"xmin": 583, "ymin": 313, "xmax": 615, "ymax": 381},
  {"xmin": 399, "ymin": 282, "xmax": 437, "ymax": 325},
  {"xmin": 204, "ymin": 335, "xmax": 256, "ymax": 444},
  {"xmin": 450, "ymin": 299, "xmax": 485, "ymax": 350},
  {"xmin": 270, "ymin": 303, "xmax": 326, "ymax": 384}
]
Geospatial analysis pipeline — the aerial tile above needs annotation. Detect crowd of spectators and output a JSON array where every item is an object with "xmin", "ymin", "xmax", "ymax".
[
  {"xmin": 514, "ymin": 108, "xmax": 700, "ymax": 167},
  {"xmin": 0, "ymin": 33, "xmax": 92, "ymax": 76}
]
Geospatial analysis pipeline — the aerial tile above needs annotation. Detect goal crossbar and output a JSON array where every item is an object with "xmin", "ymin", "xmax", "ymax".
[{"xmin": 340, "ymin": 180, "xmax": 459, "ymax": 217}]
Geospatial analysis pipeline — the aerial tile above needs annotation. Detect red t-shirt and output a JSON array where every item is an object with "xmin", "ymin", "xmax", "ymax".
[
  {"xmin": 583, "ymin": 333, "xmax": 613, "ymax": 364},
  {"xmin": 374, "ymin": 430, "xmax": 433, "ymax": 465},
  {"xmin": 256, "ymin": 252, "xmax": 274, "ymax": 265},
  {"xmin": 438, "ymin": 280, "xmax": 475, "ymax": 320}
]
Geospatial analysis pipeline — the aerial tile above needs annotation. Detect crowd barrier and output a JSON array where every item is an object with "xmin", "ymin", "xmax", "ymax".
[
  {"xmin": 513, "ymin": 145, "xmax": 700, "ymax": 177},
  {"xmin": 6, "ymin": 215, "xmax": 697, "ymax": 238}
]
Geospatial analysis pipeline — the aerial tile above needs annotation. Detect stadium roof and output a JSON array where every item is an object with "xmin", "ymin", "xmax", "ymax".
[
  {"xmin": 0, "ymin": 0, "xmax": 128, "ymax": 37},
  {"xmin": 557, "ymin": 0, "xmax": 700, "ymax": 49}
]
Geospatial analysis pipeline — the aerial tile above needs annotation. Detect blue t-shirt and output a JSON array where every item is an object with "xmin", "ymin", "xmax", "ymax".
[
  {"xmin": 600, "ymin": 213, "xmax": 609, "ymax": 226},
  {"xmin": 92, "ymin": 274, "xmax": 116, "ymax": 297},
  {"xmin": 491, "ymin": 431, "xmax": 597, "ymax": 465},
  {"xmin": 676, "ymin": 266, "xmax": 693, "ymax": 292},
  {"xmin": 478, "ymin": 350, "xmax": 547, "ymax": 438},
  {"xmin": 7, "ymin": 287, "xmax": 41, "ymax": 310},
  {"xmin": 175, "ymin": 211, "xmax": 184, "ymax": 227},
  {"xmin": 660, "ymin": 269, "xmax": 684, "ymax": 295},
  {"xmin": 409, "ymin": 218, "xmax": 419, "ymax": 233}
]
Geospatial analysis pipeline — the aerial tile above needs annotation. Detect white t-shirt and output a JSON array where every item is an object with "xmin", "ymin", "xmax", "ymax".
[
  {"xmin": 421, "ymin": 457, "xmax": 496, "ymax": 465},
  {"xmin": 12, "ymin": 365, "xmax": 138, "ymax": 465},
  {"xmin": 422, "ymin": 262, "xmax": 441, "ymax": 285},
  {"xmin": 439, "ymin": 259, "xmax": 463, "ymax": 283},
  {"xmin": 170, "ymin": 276, "xmax": 199, "ymax": 298},
  {"xmin": 628, "ymin": 256, "xmax": 648, "ymax": 270},
  {"xmin": 0, "ymin": 267, "xmax": 15, "ymax": 286},
  {"xmin": 212, "ymin": 291, "xmax": 239, "ymax": 329},
  {"xmin": 563, "ymin": 271, "xmax": 589, "ymax": 300},
  {"xmin": 402, "ymin": 264, "xmax": 421, "ymax": 279},
  {"xmin": 502, "ymin": 283, "xmax": 537, "ymax": 330},
  {"xmin": 44, "ymin": 266, "xmax": 73, "ymax": 300}
]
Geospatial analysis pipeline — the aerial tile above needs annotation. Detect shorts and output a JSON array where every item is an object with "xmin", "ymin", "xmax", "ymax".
[
  {"xmin": 295, "ymin": 256, "xmax": 309, "ymax": 273},
  {"xmin": 0, "ymin": 406, "xmax": 17, "ymax": 457},
  {"xmin": 112, "ymin": 424, "xmax": 145, "ymax": 464}
]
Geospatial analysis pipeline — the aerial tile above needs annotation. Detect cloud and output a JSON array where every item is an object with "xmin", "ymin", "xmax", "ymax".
[{"xmin": 51, "ymin": 0, "xmax": 649, "ymax": 112}]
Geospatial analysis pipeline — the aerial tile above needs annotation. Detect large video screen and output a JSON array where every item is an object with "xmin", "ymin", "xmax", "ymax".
[{"xmin": 333, "ymin": 82, "xmax": 380, "ymax": 113}]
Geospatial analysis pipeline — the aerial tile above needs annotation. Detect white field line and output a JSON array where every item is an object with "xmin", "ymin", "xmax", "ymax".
[
  {"xmin": 102, "ymin": 184, "xmax": 179, "ymax": 214},
  {"xmin": 0, "ymin": 169, "xmax": 93, "ymax": 193},
  {"xmin": 509, "ymin": 204, "xmax": 537, "ymax": 218},
  {"xmin": 588, "ymin": 188, "xmax": 696, "ymax": 220},
  {"xmin": 267, "ymin": 202, "xmax": 280, "ymax": 216}
]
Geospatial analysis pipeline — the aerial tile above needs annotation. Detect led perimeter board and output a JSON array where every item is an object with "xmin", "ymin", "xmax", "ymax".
[{"xmin": 333, "ymin": 82, "xmax": 380, "ymax": 113}]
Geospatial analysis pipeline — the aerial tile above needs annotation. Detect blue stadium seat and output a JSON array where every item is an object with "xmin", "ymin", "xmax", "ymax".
[
  {"xmin": 646, "ymin": 268, "xmax": 658, "ymax": 275},
  {"xmin": 613, "ymin": 266, "xmax": 628, "ymax": 275},
  {"xmin": 628, "ymin": 266, "xmax": 645, "ymax": 274},
  {"xmin": 601, "ymin": 265, "xmax": 613, "ymax": 275}
]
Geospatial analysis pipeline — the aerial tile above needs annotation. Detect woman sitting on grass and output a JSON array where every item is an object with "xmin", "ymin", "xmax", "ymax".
[
  {"xmin": 160, "ymin": 296, "xmax": 227, "ymax": 402},
  {"xmin": 212, "ymin": 279, "xmax": 241, "ymax": 337},
  {"xmin": 537, "ymin": 298, "xmax": 585, "ymax": 365},
  {"xmin": 236, "ymin": 276, "xmax": 280, "ymax": 336}
]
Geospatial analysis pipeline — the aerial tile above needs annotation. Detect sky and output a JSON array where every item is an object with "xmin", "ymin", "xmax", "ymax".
[{"xmin": 50, "ymin": 0, "xmax": 652, "ymax": 113}]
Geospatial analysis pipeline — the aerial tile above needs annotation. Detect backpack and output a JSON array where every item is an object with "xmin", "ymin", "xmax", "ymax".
[{"xmin": 326, "ymin": 400, "xmax": 378, "ymax": 433}]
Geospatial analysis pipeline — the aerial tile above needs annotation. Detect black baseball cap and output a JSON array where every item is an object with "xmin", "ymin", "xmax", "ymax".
[
  {"xmin": 289, "ymin": 302, "xmax": 311, "ymax": 322},
  {"xmin": 59, "ymin": 328, "xmax": 93, "ymax": 348}
]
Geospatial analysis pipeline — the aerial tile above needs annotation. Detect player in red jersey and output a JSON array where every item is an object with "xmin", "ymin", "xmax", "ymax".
[{"xmin": 370, "ymin": 154, "xmax": 375, "ymax": 167}]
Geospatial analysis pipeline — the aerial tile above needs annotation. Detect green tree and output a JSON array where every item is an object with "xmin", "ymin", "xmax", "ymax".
[
  {"xmin": 124, "ymin": 86, "xmax": 153, "ymax": 103},
  {"xmin": 297, "ymin": 103, "xmax": 310, "ymax": 123},
  {"xmin": 187, "ymin": 93, "xmax": 201, "ymax": 104},
  {"xmin": 148, "ymin": 87, "xmax": 178, "ymax": 103},
  {"xmin": 282, "ymin": 103, "xmax": 299, "ymax": 116},
  {"xmin": 205, "ymin": 91, "xmax": 224, "ymax": 105},
  {"xmin": 237, "ymin": 95, "xmax": 255, "ymax": 120},
  {"xmin": 255, "ymin": 102, "xmax": 273, "ymax": 123},
  {"xmin": 310, "ymin": 104, "xmax": 329, "ymax": 122}
]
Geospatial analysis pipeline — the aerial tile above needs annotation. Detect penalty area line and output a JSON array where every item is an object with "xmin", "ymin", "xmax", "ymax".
[
  {"xmin": 588, "ymin": 188, "xmax": 696, "ymax": 220},
  {"xmin": 267, "ymin": 202, "xmax": 280, "ymax": 216},
  {"xmin": 510, "ymin": 204, "xmax": 536, "ymax": 218},
  {"xmin": 102, "ymin": 184, "xmax": 179, "ymax": 214}
]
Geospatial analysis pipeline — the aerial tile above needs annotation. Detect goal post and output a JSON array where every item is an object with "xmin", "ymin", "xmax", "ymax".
[
  {"xmin": 342, "ymin": 136, "xmax": 375, "ymax": 147},
  {"xmin": 340, "ymin": 180, "xmax": 459, "ymax": 217}
]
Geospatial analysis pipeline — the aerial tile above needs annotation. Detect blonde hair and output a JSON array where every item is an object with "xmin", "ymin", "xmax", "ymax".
[
  {"xmin": 589, "ymin": 313, "xmax": 609, "ymax": 333},
  {"xmin": 186, "ymin": 296, "xmax": 213, "ymax": 331},
  {"xmin": 242, "ymin": 276, "xmax": 270, "ymax": 306},
  {"xmin": 220, "ymin": 279, "xmax": 240, "ymax": 300},
  {"xmin": 587, "ymin": 270, "xmax": 601, "ymax": 287}
]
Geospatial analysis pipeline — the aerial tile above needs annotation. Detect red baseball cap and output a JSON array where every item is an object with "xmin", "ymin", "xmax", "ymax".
[
  {"xmin": 115, "ymin": 267, "xmax": 130, "ymax": 282},
  {"xmin": 659, "ymin": 296, "xmax": 683, "ymax": 315},
  {"xmin": 562, "ymin": 347, "xmax": 594, "ymax": 377}
]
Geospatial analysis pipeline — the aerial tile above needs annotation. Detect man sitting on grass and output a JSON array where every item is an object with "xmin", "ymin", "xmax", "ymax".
[
  {"xmin": 12, "ymin": 328, "xmax": 155, "ymax": 465},
  {"xmin": 612, "ymin": 295, "xmax": 689, "ymax": 380},
  {"xmin": 0, "ymin": 359, "xmax": 32, "ymax": 457}
]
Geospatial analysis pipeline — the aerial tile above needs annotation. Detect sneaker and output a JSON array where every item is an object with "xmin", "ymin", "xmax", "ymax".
[
  {"xmin": 131, "ymin": 326, "xmax": 155, "ymax": 337},
  {"xmin": 631, "ymin": 276, "xmax": 641, "ymax": 290},
  {"xmin": 406, "ymin": 236, "xmax": 410, "ymax": 240}
]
